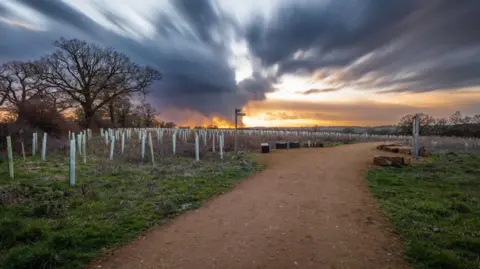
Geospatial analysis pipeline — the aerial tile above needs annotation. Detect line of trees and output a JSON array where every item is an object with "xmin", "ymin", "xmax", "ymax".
[
  {"xmin": 396, "ymin": 111, "xmax": 480, "ymax": 137},
  {"xmin": 0, "ymin": 38, "xmax": 172, "ymax": 132}
]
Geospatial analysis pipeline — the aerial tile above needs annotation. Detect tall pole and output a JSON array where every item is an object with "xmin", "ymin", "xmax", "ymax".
[{"xmin": 234, "ymin": 108, "xmax": 238, "ymax": 153}]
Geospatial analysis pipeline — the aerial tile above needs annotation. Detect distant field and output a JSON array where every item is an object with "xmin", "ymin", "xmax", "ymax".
[
  {"xmin": 0, "ymin": 145, "xmax": 261, "ymax": 269},
  {"xmin": 367, "ymin": 153, "xmax": 480, "ymax": 269}
]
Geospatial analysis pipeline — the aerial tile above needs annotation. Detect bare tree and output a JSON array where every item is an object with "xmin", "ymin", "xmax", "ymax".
[
  {"xmin": 137, "ymin": 102, "xmax": 158, "ymax": 127},
  {"xmin": 0, "ymin": 61, "xmax": 48, "ymax": 121},
  {"xmin": 473, "ymin": 114, "xmax": 480, "ymax": 124},
  {"xmin": 396, "ymin": 114, "xmax": 435, "ymax": 135},
  {"xmin": 116, "ymin": 97, "xmax": 135, "ymax": 127},
  {"xmin": 34, "ymin": 38, "xmax": 162, "ymax": 128},
  {"xmin": 449, "ymin": 111, "xmax": 463, "ymax": 125},
  {"xmin": 0, "ymin": 90, "xmax": 6, "ymax": 107}
]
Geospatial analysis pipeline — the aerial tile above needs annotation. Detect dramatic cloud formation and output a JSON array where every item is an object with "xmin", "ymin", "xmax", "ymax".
[
  {"xmin": 246, "ymin": 0, "xmax": 480, "ymax": 93},
  {"xmin": 0, "ymin": 0, "xmax": 272, "ymax": 121},
  {"xmin": 0, "ymin": 0, "xmax": 479, "ymax": 126}
]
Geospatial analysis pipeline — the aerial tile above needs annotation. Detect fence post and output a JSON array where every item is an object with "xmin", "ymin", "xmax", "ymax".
[
  {"xmin": 69, "ymin": 139, "xmax": 76, "ymax": 186},
  {"xmin": 6, "ymin": 136, "xmax": 14, "ymax": 179}
]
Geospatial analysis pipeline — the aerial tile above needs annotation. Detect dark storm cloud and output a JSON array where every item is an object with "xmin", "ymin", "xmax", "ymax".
[
  {"xmin": 17, "ymin": 0, "xmax": 101, "ymax": 36},
  {"xmin": 246, "ymin": 0, "xmax": 480, "ymax": 93},
  {"xmin": 237, "ymin": 72, "xmax": 276, "ymax": 100},
  {"xmin": 246, "ymin": 0, "xmax": 417, "ymax": 66},
  {"xmin": 0, "ymin": 0, "xmax": 272, "ymax": 119}
]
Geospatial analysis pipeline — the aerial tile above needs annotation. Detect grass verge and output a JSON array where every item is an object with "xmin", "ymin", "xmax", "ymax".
[
  {"xmin": 0, "ymin": 152, "xmax": 261, "ymax": 269},
  {"xmin": 367, "ymin": 153, "xmax": 480, "ymax": 269}
]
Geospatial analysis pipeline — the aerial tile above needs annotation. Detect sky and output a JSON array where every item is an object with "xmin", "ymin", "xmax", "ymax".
[{"xmin": 1, "ymin": 0, "xmax": 480, "ymax": 127}]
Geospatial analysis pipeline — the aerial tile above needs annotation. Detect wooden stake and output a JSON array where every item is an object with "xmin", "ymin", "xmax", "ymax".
[
  {"xmin": 212, "ymin": 133, "xmax": 216, "ymax": 153},
  {"xmin": 21, "ymin": 141, "xmax": 26, "ymax": 161}
]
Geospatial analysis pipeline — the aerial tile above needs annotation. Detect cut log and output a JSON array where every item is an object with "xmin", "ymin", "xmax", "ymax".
[
  {"xmin": 374, "ymin": 156, "xmax": 392, "ymax": 166},
  {"xmin": 398, "ymin": 147, "xmax": 412, "ymax": 155},
  {"xmin": 383, "ymin": 156, "xmax": 404, "ymax": 165},
  {"xmin": 384, "ymin": 147, "xmax": 399, "ymax": 153}
]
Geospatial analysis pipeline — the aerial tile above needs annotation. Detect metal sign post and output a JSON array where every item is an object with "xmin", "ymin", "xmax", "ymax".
[{"xmin": 234, "ymin": 108, "xmax": 246, "ymax": 153}]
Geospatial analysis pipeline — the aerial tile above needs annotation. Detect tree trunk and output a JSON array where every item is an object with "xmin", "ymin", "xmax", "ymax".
[
  {"xmin": 108, "ymin": 102, "xmax": 116, "ymax": 128},
  {"xmin": 14, "ymin": 104, "xmax": 29, "ymax": 125},
  {"xmin": 83, "ymin": 107, "xmax": 96, "ymax": 130}
]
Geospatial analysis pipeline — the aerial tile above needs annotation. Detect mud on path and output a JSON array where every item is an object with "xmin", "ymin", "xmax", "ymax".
[{"xmin": 89, "ymin": 143, "xmax": 408, "ymax": 269}]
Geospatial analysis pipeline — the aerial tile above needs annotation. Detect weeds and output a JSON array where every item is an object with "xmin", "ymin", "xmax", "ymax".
[{"xmin": 367, "ymin": 153, "xmax": 480, "ymax": 269}]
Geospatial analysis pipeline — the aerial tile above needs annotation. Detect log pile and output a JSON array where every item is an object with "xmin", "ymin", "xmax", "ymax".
[
  {"xmin": 373, "ymin": 155, "xmax": 412, "ymax": 166},
  {"xmin": 376, "ymin": 143, "xmax": 428, "ymax": 157}
]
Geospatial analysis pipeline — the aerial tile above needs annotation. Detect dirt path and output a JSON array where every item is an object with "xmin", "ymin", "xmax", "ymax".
[{"xmin": 90, "ymin": 143, "xmax": 407, "ymax": 269}]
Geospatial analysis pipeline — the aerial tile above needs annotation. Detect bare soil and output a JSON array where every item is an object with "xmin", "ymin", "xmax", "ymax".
[{"xmin": 89, "ymin": 143, "xmax": 408, "ymax": 269}]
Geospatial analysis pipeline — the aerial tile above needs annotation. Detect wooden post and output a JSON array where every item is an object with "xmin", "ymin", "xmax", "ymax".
[
  {"xmin": 195, "ymin": 133, "xmax": 200, "ymax": 161},
  {"xmin": 69, "ymin": 139, "xmax": 76, "ymax": 186},
  {"xmin": 234, "ymin": 109, "xmax": 238, "ymax": 153},
  {"xmin": 110, "ymin": 135, "xmax": 115, "ymax": 160},
  {"xmin": 41, "ymin": 132, "xmax": 47, "ymax": 161},
  {"xmin": 6, "ymin": 136, "xmax": 14, "ymax": 179},
  {"xmin": 212, "ymin": 133, "xmax": 216, "ymax": 153},
  {"xmin": 148, "ymin": 132, "xmax": 154, "ymax": 164},
  {"xmin": 21, "ymin": 141, "xmax": 26, "ymax": 161}
]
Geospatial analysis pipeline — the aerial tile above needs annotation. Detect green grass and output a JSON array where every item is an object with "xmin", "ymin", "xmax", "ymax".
[
  {"xmin": 0, "ymin": 150, "xmax": 261, "ymax": 269},
  {"xmin": 367, "ymin": 153, "xmax": 480, "ymax": 269}
]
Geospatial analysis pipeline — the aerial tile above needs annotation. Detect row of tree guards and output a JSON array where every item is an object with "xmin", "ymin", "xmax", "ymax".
[{"xmin": 3, "ymin": 124, "xmax": 433, "ymax": 185}]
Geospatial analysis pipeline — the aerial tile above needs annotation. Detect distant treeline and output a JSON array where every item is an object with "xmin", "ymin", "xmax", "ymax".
[{"xmin": 341, "ymin": 111, "xmax": 480, "ymax": 138}]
